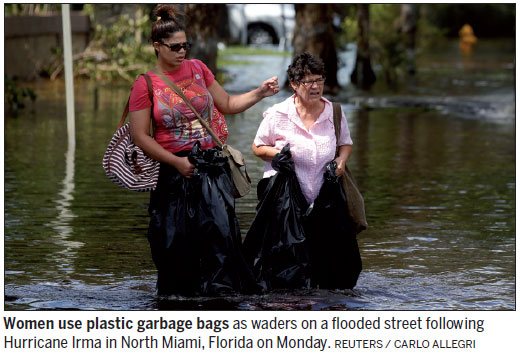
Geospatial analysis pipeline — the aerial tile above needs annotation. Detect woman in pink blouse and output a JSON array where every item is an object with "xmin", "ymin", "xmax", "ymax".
[
  {"xmin": 244, "ymin": 52, "xmax": 362, "ymax": 291},
  {"xmin": 129, "ymin": 5, "xmax": 279, "ymax": 297}
]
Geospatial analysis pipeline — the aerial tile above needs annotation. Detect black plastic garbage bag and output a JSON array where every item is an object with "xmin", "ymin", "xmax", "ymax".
[
  {"xmin": 147, "ymin": 141, "xmax": 257, "ymax": 296},
  {"xmin": 243, "ymin": 144, "xmax": 311, "ymax": 291},
  {"xmin": 305, "ymin": 160, "xmax": 362, "ymax": 290}
]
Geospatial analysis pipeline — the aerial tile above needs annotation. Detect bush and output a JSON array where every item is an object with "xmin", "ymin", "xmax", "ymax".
[
  {"xmin": 5, "ymin": 75, "xmax": 36, "ymax": 116},
  {"xmin": 75, "ymin": 7, "xmax": 156, "ymax": 83}
]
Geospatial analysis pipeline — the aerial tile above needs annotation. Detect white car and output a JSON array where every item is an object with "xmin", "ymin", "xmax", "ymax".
[{"xmin": 227, "ymin": 4, "xmax": 295, "ymax": 47}]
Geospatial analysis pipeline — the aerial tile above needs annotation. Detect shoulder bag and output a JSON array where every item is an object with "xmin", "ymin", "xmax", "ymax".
[
  {"xmin": 151, "ymin": 68, "xmax": 251, "ymax": 198},
  {"xmin": 332, "ymin": 102, "xmax": 368, "ymax": 234},
  {"xmin": 102, "ymin": 74, "xmax": 160, "ymax": 192}
]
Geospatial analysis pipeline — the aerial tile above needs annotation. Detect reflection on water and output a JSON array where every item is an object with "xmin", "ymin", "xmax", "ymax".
[
  {"xmin": 46, "ymin": 138, "xmax": 84, "ymax": 275},
  {"xmin": 4, "ymin": 39, "xmax": 515, "ymax": 310}
]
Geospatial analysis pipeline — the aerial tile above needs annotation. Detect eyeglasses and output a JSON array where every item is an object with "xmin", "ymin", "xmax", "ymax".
[
  {"xmin": 159, "ymin": 41, "xmax": 191, "ymax": 52},
  {"xmin": 299, "ymin": 78, "xmax": 325, "ymax": 87}
]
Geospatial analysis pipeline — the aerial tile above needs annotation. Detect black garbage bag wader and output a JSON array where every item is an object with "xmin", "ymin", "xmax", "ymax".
[
  {"xmin": 243, "ymin": 144, "xmax": 311, "ymax": 291},
  {"xmin": 305, "ymin": 161, "xmax": 362, "ymax": 290},
  {"xmin": 147, "ymin": 141, "xmax": 257, "ymax": 296},
  {"xmin": 244, "ymin": 145, "xmax": 362, "ymax": 291}
]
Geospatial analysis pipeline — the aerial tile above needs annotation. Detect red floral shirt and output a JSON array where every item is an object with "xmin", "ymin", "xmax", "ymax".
[{"xmin": 129, "ymin": 59, "xmax": 227, "ymax": 153}]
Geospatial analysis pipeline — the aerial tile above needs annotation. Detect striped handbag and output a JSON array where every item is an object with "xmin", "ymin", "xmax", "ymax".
[{"xmin": 102, "ymin": 74, "xmax": 159, "ymax": 192}]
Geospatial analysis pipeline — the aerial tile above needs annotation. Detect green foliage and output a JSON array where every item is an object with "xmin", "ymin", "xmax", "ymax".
[
  {"xmin": 338, "ymin": 6, "xmax": 358, "ymax": 48},
  {"xmin": 415, "ymin": 14, "xmax": 449, "ymax": 53},
  {"xmin": 4, "ymin": 4, "xmax": 62, "ymax": 15},
  {"xmin": 75, "ymin": 9, "xmax": 156, "ymax": 83},
  {"xmin": 5, "ymin": 75, "xmax": 36, "ymax": 116},
  {"xmin": 219, "ymin": 45, "xmax": 290, "ymax": 57},
  {"xmin": 217, "ymin": 58, "xmax": 253, "ymax": 67},
  {"xmin": 340, "ymin": 4, "xmax": 446, "ymax": 86},
  {"xmin": 369, "ymin": 4, "xmax": 404, "ymax": 84},
  {"xmin": 38, "ymin": 46, "xmax": 64, "ymax": 79},
  {"xmin": 217, "ymin": 45, "xmax": 290, "ymax": 68}
]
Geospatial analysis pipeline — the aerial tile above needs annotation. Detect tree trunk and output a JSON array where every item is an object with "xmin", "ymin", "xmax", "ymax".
[
  {"xmin": 292, "ymin": 4, "xmax": 340, "ymax": 94},
  {"xmin": 398, "ymin": 4, "xmax": 419, "ymax": 76},
  {"xmin": 350, "ymin": 4, "xmax": 376, "ymax": 89},
  {"xmin": 185, "ymin": 4, "xmax": 225, "ymax": 75}
]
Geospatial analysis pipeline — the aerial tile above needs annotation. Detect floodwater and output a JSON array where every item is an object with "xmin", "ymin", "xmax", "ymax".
[{"xmin": 4, "ymin": 39, "xmax": 515, "ymax": 310}]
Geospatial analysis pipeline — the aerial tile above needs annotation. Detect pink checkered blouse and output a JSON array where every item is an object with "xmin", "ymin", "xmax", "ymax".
[{"xmin": 254, "ymin": 95, "xmax": 353, "ymax": 204}]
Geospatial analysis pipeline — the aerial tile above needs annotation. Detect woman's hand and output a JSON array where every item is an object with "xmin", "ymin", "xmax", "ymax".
[
  {"xmin": 334, "ymin": 157, "xmax": 346, "ymax": 177},
  {"xmin": 258, "ymin": 76, "xmax": 280, "ymax": 98},
  {"xmin": 334, "ymin": 145, "xmax": 352, "ymax": 177},
  {"xmin": 209, "ymin": 76, "xmax": 279, "ymax": 114},
  {"xmin": 174, "ymin": 156, "xmax": 196, "ymax": 178},
  {"xmin": 130, "ymin": 108, "xmax": 197, "ymax": 178}
]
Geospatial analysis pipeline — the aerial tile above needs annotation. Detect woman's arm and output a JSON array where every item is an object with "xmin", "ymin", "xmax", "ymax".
[
  {"xmin": 334, "ymin": 144, "xmax": 353, "ymax": 177},
  {"xmin": 252, "ymin": 143, "xmax": 280, "ymax": 162},
  {"xmin": 129, "ymin": 108, "xmax": 195, "ymax": 178},
  {"xmin": 208, "ymin": 77, "xmax": 279, "ymax": 115}
]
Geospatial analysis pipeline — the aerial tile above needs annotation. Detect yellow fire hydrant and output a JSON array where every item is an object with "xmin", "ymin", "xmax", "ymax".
[{"xmin": 459, "ymin": 24, "xmax": 477, "ymax": 55}]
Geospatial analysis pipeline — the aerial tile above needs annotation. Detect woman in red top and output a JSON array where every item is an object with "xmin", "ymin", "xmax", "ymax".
[{"xmin": 129, "ymin": 4, "xmax": 279, "ymax": 297}]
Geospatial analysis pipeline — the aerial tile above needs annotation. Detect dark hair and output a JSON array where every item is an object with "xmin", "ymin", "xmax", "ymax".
[
  {"xmin": 151, "ymin": 4, "xmax": 186, "ymax": 55},
  {"xmin": 287, "ymin": 52, "xmax": 325, "ymax": 84}
]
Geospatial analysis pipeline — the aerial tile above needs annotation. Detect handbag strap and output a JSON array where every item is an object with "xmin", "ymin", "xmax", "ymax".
[
  {"xmin": 332, "ymin": 102, "xmax": 342, "ymax": 157},
  {"xmin": 117, "ymin": 74, "xmax": 154, "ymax": 129},
  {"xmin": 151, "ymin": 67, "xmax": 224, "ymax": 148}
]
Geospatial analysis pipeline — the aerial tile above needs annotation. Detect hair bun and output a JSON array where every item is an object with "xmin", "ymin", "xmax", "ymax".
[
  {"xmin": 153, "ymin": 4, "xmax": 181, "ymax": 22},
  {"xmin": 150, "ymin": 4, "xmax": 186, "ymax": 43}
]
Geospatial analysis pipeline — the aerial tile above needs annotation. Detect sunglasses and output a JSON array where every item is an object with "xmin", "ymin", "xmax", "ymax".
[{"xmin": 159, "ymin": 41, "xmax": 191, "ymax": 52}]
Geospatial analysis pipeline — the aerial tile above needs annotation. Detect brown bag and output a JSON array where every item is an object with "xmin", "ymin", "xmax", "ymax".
[
  {"xmin": 332, "ymin": 102, "xmax": 368, "ymax": 235},
  {"xmin": 151, "ymin": 68, "xmax": 251, "ymax": 198}
]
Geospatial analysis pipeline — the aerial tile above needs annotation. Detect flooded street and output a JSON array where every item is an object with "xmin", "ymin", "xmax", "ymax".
[{"xmin": 4, "ymin": 39, "xmax": 515, "ymax": 310}]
